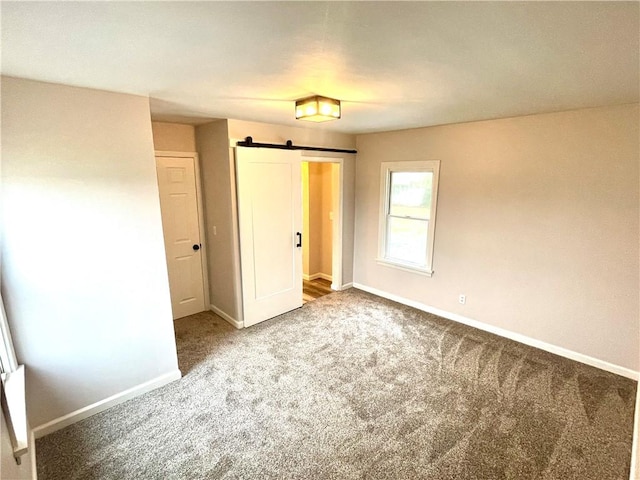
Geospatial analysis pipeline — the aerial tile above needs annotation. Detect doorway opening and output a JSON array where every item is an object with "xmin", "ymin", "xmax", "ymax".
[{"xmin": 301, "ymin": 158, "xmax": 342, "ymax": 303}]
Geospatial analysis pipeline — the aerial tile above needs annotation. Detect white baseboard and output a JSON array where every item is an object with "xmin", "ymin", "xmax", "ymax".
[
  {"xmin": 304, "ymin": 272, "xmax": 333, "ymax": 282},
  {"xmin": 32, "ymin": 370, "xmax": 182, "ymax": 439},
  {"xmin": 353, "ymin": 283, "xmax": 639, "ymax": 381},
  {"xmin": 333, "ymin": 282, "xmax": 353, "ymax": 291},
  {"xmin": 210, "ymin": 304, "xmax": 243, "ymax": 329}
]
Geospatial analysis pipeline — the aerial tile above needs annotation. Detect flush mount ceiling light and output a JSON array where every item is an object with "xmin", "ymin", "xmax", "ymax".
[{"xmin": 295, "ymin": 95, "xmax": 341, "ymax": 122}]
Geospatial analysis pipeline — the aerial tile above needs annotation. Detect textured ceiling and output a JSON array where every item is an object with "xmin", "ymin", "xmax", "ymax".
[{"xmin": 2, "ymin": 1, "xmax": 638, "ymax": 134}]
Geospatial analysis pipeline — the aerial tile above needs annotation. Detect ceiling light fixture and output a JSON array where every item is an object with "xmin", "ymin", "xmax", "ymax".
[{"xmin": 295, "ymin": 95, "xmax": 341, "ymax": 122}]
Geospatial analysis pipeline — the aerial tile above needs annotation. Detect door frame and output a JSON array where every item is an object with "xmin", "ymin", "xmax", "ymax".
[
  {"xmin": 302, "ymin": 155, "xmax": 344, "ymax": 291},
  {"xmin": 155, "ymin": 150, "xmax": 210, "ymax": 310}
]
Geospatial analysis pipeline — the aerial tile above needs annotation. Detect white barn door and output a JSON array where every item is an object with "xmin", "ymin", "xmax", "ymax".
[{"xmin": 236, "ymin": 147, "xmax": 302, "ymax": 327}]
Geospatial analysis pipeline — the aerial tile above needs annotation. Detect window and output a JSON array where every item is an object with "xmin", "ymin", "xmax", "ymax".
[{"xmin": 378, "ymin": 161, "xmax": 440, "ymax": 275}]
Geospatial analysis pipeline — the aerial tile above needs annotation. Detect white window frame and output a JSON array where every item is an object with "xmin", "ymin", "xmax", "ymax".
[
  {"xmin": 0, "ymin": 297, "xmax": 18, "ymax": 374},
  {"xmin": 377, "ymin": 160, "xmax": 441, "ymax": 276}
]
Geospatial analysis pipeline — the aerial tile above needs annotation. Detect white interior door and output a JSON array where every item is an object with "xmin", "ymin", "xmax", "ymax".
[
  {"xmin": 236, "ymin": 147, "xmax": 302, "ymax": 327},
  {"xmin": 156, "ymin": 156, "xmax": 205, "ymax": 319}
]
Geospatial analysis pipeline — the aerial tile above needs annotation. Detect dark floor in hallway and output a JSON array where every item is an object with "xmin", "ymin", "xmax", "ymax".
[{"xmin": 303, "ymin": 277, "xmax": 333, "ymax": 303}]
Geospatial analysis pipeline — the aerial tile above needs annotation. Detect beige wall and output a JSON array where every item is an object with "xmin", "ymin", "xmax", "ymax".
[
  {"xmin": 308, "ymin": 163, "xmax": 323, "ymax": 276},
  {"xmin": 1, "ymin": 77, "xmax": 180, "ymax": 428},
  {"xmin": 227, "ymin": 119, "xmax": 356, "ymax": 151},
  {"xmin": 195, "ymin": 120, "xmax": 242, "ymax": 322},
  {"xmin": 151, "ymin": 121, "xmax": 196, "ymax": 152},
  {"xmin": 354, "ymin": 104, "xmax": 639, "ymax": 371}
]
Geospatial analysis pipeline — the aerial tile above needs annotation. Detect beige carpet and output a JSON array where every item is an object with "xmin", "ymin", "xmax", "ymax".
[{"xmin": 36, "ymin": 288, "xmax": 637, "ymax": 479}]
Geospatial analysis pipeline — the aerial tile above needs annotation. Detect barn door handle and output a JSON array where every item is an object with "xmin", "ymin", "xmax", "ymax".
[
  {"xmin": 295, "ymin": 232, "xmax": 302, "ymax": 248},
  {"xmin": 192, "ymin": 244, "xmax": 200, "ymax": 251}
]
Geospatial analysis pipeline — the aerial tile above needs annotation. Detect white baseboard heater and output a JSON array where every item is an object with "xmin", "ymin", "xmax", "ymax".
[
  {"xmin": 0, "ymin": 294, "xmax": 29, "ymax": 464},
  {"xmin": 1, "ymin": 364, "xmax": 29, "ymax": 463}
]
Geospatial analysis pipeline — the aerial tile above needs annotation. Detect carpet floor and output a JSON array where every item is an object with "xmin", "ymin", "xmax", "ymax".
[{"xmin": 36, "ymin": 288, "xmax": 637, "ymax": 479}]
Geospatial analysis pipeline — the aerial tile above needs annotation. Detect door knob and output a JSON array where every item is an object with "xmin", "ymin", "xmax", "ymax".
[{"xmin": 193, "ymin": 244, "xmax": 200, "ymax": 251}]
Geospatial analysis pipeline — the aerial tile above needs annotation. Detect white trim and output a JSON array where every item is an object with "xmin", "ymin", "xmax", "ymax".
[
  {"xmin": 154, "ymin": 150, "xmax": 198, "ymax": 158},
  {"xmin": 210, "ymin": 304, "xmax": 244, "ymax": 330},
  {"xmin": 32, "ymin": 370, "xmax": 182, "ymax": 439},
  {"xmin": 229, "ymin": 147, "xmax": 245, "ymax": 324},
  {"xmin": 303, "ymin": 272, "xmax": 333, "ymax": 282},
  {"xmin": 376, "ymin": 258, "xmax": 434, "ymax": 277},
  {"xmin": 192, "ymin": 153, "xmax": 211, "ymax": 308},
  {"xmin": 338, "ymin": 282, "xmax": 353, "ymax": 291},
  {"xmin": 0, "ymin": 294, "xmax": 18, "ymax": 373},
  {"xmin": 353, "ymin": 282, "xmax": 639, "ymax": 380}
]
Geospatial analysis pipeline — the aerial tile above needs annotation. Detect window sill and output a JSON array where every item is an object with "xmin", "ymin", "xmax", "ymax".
[{"xmin": 376, "ymin": 258, "xmax": 434, "ymax": 277}]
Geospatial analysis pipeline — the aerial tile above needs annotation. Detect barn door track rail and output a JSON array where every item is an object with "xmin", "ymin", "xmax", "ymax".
[{"xmin": 237, "ymin": 136, "xmax": 357, "ymax": 155}]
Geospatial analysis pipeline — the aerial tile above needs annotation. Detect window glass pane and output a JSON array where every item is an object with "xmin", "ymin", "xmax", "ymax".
[
  {"xmin": 386, "ymin": 216, "xmax": 428, "ymax": 266},
  {"xmin": 389, "ymin": 171, "xmax": 433, "ymax": 219}
]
